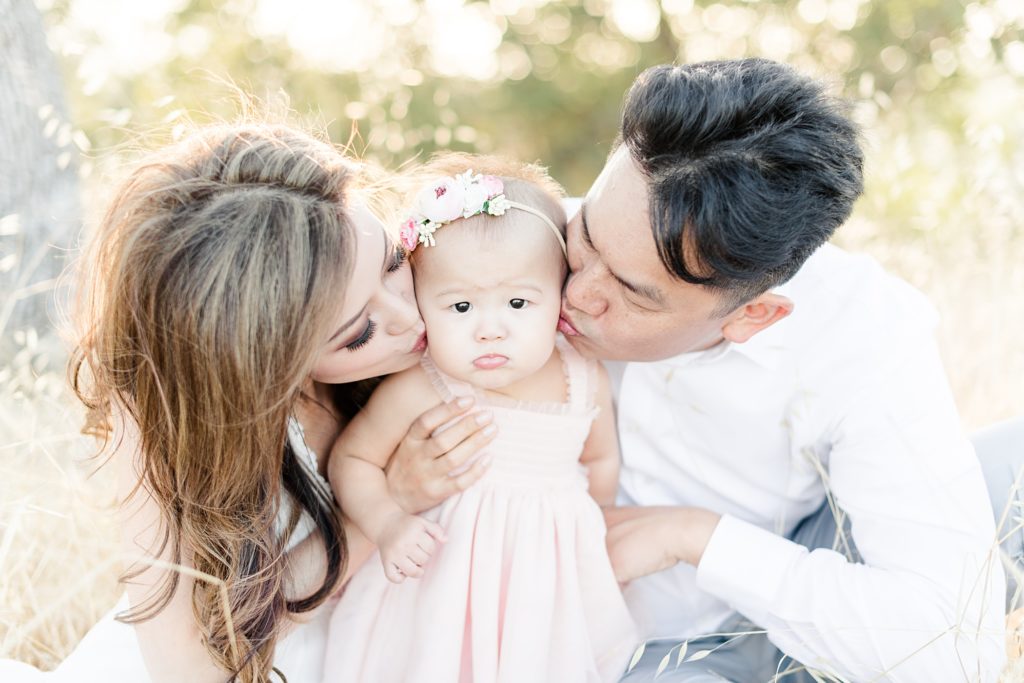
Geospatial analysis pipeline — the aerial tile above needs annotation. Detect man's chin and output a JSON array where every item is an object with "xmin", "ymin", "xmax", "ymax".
[{"xmin": 560, "ymin": 329, "xmax": 602, "ymax": 359}]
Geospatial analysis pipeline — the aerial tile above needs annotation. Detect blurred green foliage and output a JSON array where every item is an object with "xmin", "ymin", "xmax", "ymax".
[{"xmin": 39, "ymin": 0, "xmax": 1024, "ymax": 231}]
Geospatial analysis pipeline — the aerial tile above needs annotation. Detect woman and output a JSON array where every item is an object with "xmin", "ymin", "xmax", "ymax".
[{"xmin": 1, "ymin": 122, "xmax": 494, "ymax": 682}]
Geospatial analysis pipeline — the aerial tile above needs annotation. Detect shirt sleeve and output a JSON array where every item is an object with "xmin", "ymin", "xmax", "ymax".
[{"xmin": 695, "ymin": 337, "xmax": 1006, "ymax": 682}]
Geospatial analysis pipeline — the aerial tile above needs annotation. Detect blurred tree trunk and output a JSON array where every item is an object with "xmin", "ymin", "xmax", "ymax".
[{"xmin": 0, "ymin": 0, "xmax": 79, "ymax": 363}]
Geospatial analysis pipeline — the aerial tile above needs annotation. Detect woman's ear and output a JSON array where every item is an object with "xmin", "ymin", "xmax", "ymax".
[{"xmin": 721, "ymin": 293, "xmax": 794, "ymax": 345}]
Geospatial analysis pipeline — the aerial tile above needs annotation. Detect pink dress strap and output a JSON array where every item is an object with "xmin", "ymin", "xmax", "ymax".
[
  {"xmin": 555, "ymin": 334, "xmax": 597, "ymax": 414},
  {"xmin": 419, "ymin": 353, "xmax": 476, "ymax": 403}
]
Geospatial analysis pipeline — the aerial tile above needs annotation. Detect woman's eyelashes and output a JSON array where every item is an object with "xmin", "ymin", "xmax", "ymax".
[
  {"xmin": 387, "ymin": 246, "xmax": 407, "ymax": 273},
  {"xmin": 345, "ymin": 319, "xmax": 377, "ymax": 351}
]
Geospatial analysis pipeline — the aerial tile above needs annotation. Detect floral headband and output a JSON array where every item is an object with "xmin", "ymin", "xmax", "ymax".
[{"xmin": 398, "ymin": 169, "xmax": 567, "ymax": 257}]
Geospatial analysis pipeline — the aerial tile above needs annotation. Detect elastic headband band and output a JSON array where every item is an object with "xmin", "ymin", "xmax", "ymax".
[{"xmin": 504, "ymin": 200, "xmax": 567, "ymax": 258}]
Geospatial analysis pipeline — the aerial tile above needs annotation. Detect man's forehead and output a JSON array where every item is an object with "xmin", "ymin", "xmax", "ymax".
[{"xmin": 589, "ymin": 146, "xmax": 642, "ymax": 199}]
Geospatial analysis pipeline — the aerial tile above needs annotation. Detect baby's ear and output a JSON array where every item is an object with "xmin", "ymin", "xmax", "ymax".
[{"xmin": 721, "ymin": 293, "xmax": 793, "ymax": 345}]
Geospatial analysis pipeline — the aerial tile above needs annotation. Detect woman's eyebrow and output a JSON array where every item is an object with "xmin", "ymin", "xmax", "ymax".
[
  {"xmin": 380, "ymin": 231, "xmax": 393, "ymax": 272},
  {"xmin": 328, "ymin": 306, "xmax": 366, "ymax": 343},
  {"xmin": 328, "ymin": 228, "xmax": 389, "ymax": 343}
]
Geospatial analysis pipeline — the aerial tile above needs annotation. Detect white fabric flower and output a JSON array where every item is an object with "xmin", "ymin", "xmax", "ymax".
[
  {"xmin": 486, "ymin": 194, "xmax": 511, "ymax": 216},
  {"xmin": 462, "ymin": 182, "xmax": 491, "ymax": 218},
  {"xmin": 416, "ymin": 178, "xmax": 466, "ymax": 223}
]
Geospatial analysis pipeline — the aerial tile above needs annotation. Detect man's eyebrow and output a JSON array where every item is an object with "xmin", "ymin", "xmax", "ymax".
[
  {"xmin": 613, "ymin": 272, "xmax": 665, "ymax": 306},
  {"xmin": 581, "ymin": 202, "xmax": 596, "ymax": 249},
  {"xmin": 581, "ymin": 201, "xmax": 665, "ymax": 307}
]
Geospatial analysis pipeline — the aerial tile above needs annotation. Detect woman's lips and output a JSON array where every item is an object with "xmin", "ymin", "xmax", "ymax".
[
  {"xmin": 473, "ymin": 354, "xmax": 508, "ymax": 369},
  {"xmin": 411, "ymin": 331, "xmax": 428, "ymax": 353}
]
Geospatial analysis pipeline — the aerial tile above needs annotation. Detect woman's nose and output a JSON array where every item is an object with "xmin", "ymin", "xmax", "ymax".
[
  {"xmin": 564, "ymin": 264, "xmax": 608, "ymax": 317},
  {"xmin": 382, "ymin": 287, "xmax": 422, "ymax": 335}
]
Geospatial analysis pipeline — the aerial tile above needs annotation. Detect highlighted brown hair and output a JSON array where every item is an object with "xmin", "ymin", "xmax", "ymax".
[{"xmin": 70, "ymin": 122, "xmax": 359, "ymax": 681}]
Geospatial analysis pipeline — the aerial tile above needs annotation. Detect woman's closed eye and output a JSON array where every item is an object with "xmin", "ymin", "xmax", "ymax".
[
  {"xmin": 345, "ymin": 319, "xmax": 377, "ymax": 350},
  {"xmin": 386, "ymin": 246, "xmax": 407, "ymax": 273}
]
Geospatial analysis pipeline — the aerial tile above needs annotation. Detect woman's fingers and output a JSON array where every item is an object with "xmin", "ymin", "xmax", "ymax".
[
  {"xmin": 387, "ymin": 397, "xmax": 497, "ymax": 515},
  {"xmin": 408, "ymin": 397, "xmax": 475, "ymax": 441},
  {"xmin": 444, "ymin": 454, "xmax": 492, "ymax": 496},
  {"xmin": 428, "ymin": 410, "xmax": 494, "ymax": 457},
  {"xmin": 434, "ymin": 421, "xmax": 498, "ymax": 474}
]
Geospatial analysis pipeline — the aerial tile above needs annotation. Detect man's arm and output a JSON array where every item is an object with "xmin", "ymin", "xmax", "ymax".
[{"xmin": 607, "ymin": 338, "xmax": 1006, "ymax": 682}]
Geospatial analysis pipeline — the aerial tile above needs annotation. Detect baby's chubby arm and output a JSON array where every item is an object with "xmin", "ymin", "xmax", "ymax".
[
  {"xmin": 328, "ymin": 366, "xmax": 447, "ymax": 583},
  {"xmin": 579, "ymin": 363, "xmax": 622, "ymax": 507}
]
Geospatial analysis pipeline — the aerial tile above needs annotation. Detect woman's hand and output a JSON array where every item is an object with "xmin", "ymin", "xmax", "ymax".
[{"xmin": 385, "ymin": 397, "xmax": 497, "ymax": 514}]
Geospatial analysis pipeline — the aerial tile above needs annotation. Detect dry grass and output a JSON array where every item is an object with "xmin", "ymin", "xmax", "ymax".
[
  {"xmin": 0, "ymin": 386, "xmax": 121, "ymax": 669},
  {"xmin": 1, "ymin": 93, "xmax": 1022, "ymax": 680},
  {"xmin": 1, "ymin": 232, "xmax": 1020, "ymax": 677}
]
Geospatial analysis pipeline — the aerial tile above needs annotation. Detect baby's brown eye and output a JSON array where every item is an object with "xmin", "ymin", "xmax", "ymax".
[
  {"xmin": 509, "ymin": 299, "xmax": 527, "ymax": 310},
  {"xmin": 452, "ymin": 302, "xmax": 472, "ymax": 313}
]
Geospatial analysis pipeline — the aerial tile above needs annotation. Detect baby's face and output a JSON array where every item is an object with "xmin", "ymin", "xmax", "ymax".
[{"xmin": 413, "ymin": 223, "xmax": 565, "ymax": 391}]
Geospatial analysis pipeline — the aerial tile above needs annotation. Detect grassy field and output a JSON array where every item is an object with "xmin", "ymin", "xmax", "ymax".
[
  {"xmin": 1, "ymin": 89, "xmax": 1023, "ymax": 681},
  {"xmin": 1, "ymin": 229, "xmax": 1021, "ymax": 679}
]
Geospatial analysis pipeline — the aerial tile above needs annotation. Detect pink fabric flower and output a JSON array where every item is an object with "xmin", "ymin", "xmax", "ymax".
[
  {"xmin": 416, "ymin": 178, "xmax": 465, "ymax": 223},
  {"xmin": 480, "ymin": 175, "xmax": 503, "ymax": 198},
  {"xmin": 399, "ymin": 218, "xmax": 419, "ymax": 251}
]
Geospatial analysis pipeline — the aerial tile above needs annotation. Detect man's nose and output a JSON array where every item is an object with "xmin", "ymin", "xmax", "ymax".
[{"xmin": 564, "ymin": 265, "xmax": 607, "ymax": 317}]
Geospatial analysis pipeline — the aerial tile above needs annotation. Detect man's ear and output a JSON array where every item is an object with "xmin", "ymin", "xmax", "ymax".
[{"xmin": 721, "ymin": 293, "xmax": 793, "ymax": 345}]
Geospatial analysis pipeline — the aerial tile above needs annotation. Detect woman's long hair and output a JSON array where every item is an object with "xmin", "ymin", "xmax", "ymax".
[{"xmin": 69, "ymin": 123, "xmax": 356, "ymax": 681}]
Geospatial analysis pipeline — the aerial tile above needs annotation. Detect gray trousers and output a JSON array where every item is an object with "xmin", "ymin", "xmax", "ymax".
[{"xmin": 619, "ymin": 417, "xmax": 1024, "ymax": 682}]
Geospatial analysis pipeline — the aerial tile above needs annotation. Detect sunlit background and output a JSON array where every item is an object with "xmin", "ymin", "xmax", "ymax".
[{"xmin": 2, "ymin": 0, "xmax": 1023, "ymax": 674}]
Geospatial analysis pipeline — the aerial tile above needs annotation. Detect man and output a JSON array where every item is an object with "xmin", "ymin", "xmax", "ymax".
[{"xmin": 558, "ymin": 58, "xmax": 1007, "ymax": 681}]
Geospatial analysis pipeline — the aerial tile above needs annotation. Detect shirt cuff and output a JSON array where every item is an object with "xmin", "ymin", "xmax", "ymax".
[{"xmin": 695, "ymin": 514, "xmax": 808, "ymax": 615}]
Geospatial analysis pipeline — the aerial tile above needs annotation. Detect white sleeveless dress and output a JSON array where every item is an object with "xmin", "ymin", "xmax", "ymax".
[{"xmin": 0, "ymin": 419, "xmax": 334, "ymax": 683}]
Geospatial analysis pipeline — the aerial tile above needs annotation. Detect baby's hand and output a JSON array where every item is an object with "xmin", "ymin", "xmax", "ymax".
[{"xmin": 378, "ymin": 512, "xmax": 447, "ymax": 583}]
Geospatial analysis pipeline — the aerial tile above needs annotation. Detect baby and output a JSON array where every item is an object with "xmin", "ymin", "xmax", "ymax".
[{"xmin": 324, "ymin": 154, "xmax": 637, "ymax": 682}]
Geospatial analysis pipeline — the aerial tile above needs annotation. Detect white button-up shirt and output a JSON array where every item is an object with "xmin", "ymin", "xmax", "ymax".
[{"xmin": 610, "ymin": 243, "xmax": 1006, "ymax": 681}]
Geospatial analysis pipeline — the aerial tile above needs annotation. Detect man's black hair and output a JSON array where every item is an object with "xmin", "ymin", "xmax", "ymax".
[{"xmin": 620, "ymin": 58, "xmax": 864, "ymax": 312}]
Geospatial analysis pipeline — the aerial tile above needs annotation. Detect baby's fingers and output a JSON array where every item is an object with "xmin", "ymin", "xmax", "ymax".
[
  {"xmin": 397, "ymin": 555, "xmax": 425, "ymax": 579},
  {"xmin": 422, "ymin": 519, "xmax": 448, "ymax": 544},
  {"xmin": 383, "ymin": 560, "xmax": 407, "ymax": 584},
  {"xmin": 408, "ymin": 545, "xmax": 432, "ymax": 567}
]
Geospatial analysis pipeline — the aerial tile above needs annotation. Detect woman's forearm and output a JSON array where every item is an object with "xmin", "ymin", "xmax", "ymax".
[{"xmin": 282, "ymin": 519, "xmax": 375, "ymax": 606}]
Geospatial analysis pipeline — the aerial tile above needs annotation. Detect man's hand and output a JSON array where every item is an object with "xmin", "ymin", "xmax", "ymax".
[
  {"xmin": 377, "ymin": 512, "xmax": 447, "ymax": 583},
  {"xmin": 604, "ymin": 506, "xmax": 721, "ymax": 584},
  {"xmin": 385, "ymin": 397, "xmax": 497, "ymax": 514}
]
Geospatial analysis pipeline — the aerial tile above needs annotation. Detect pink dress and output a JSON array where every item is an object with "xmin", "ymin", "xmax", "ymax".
[{"xmin": 323, "ymin": 337, "xmax": 637, "ymax": 683}]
